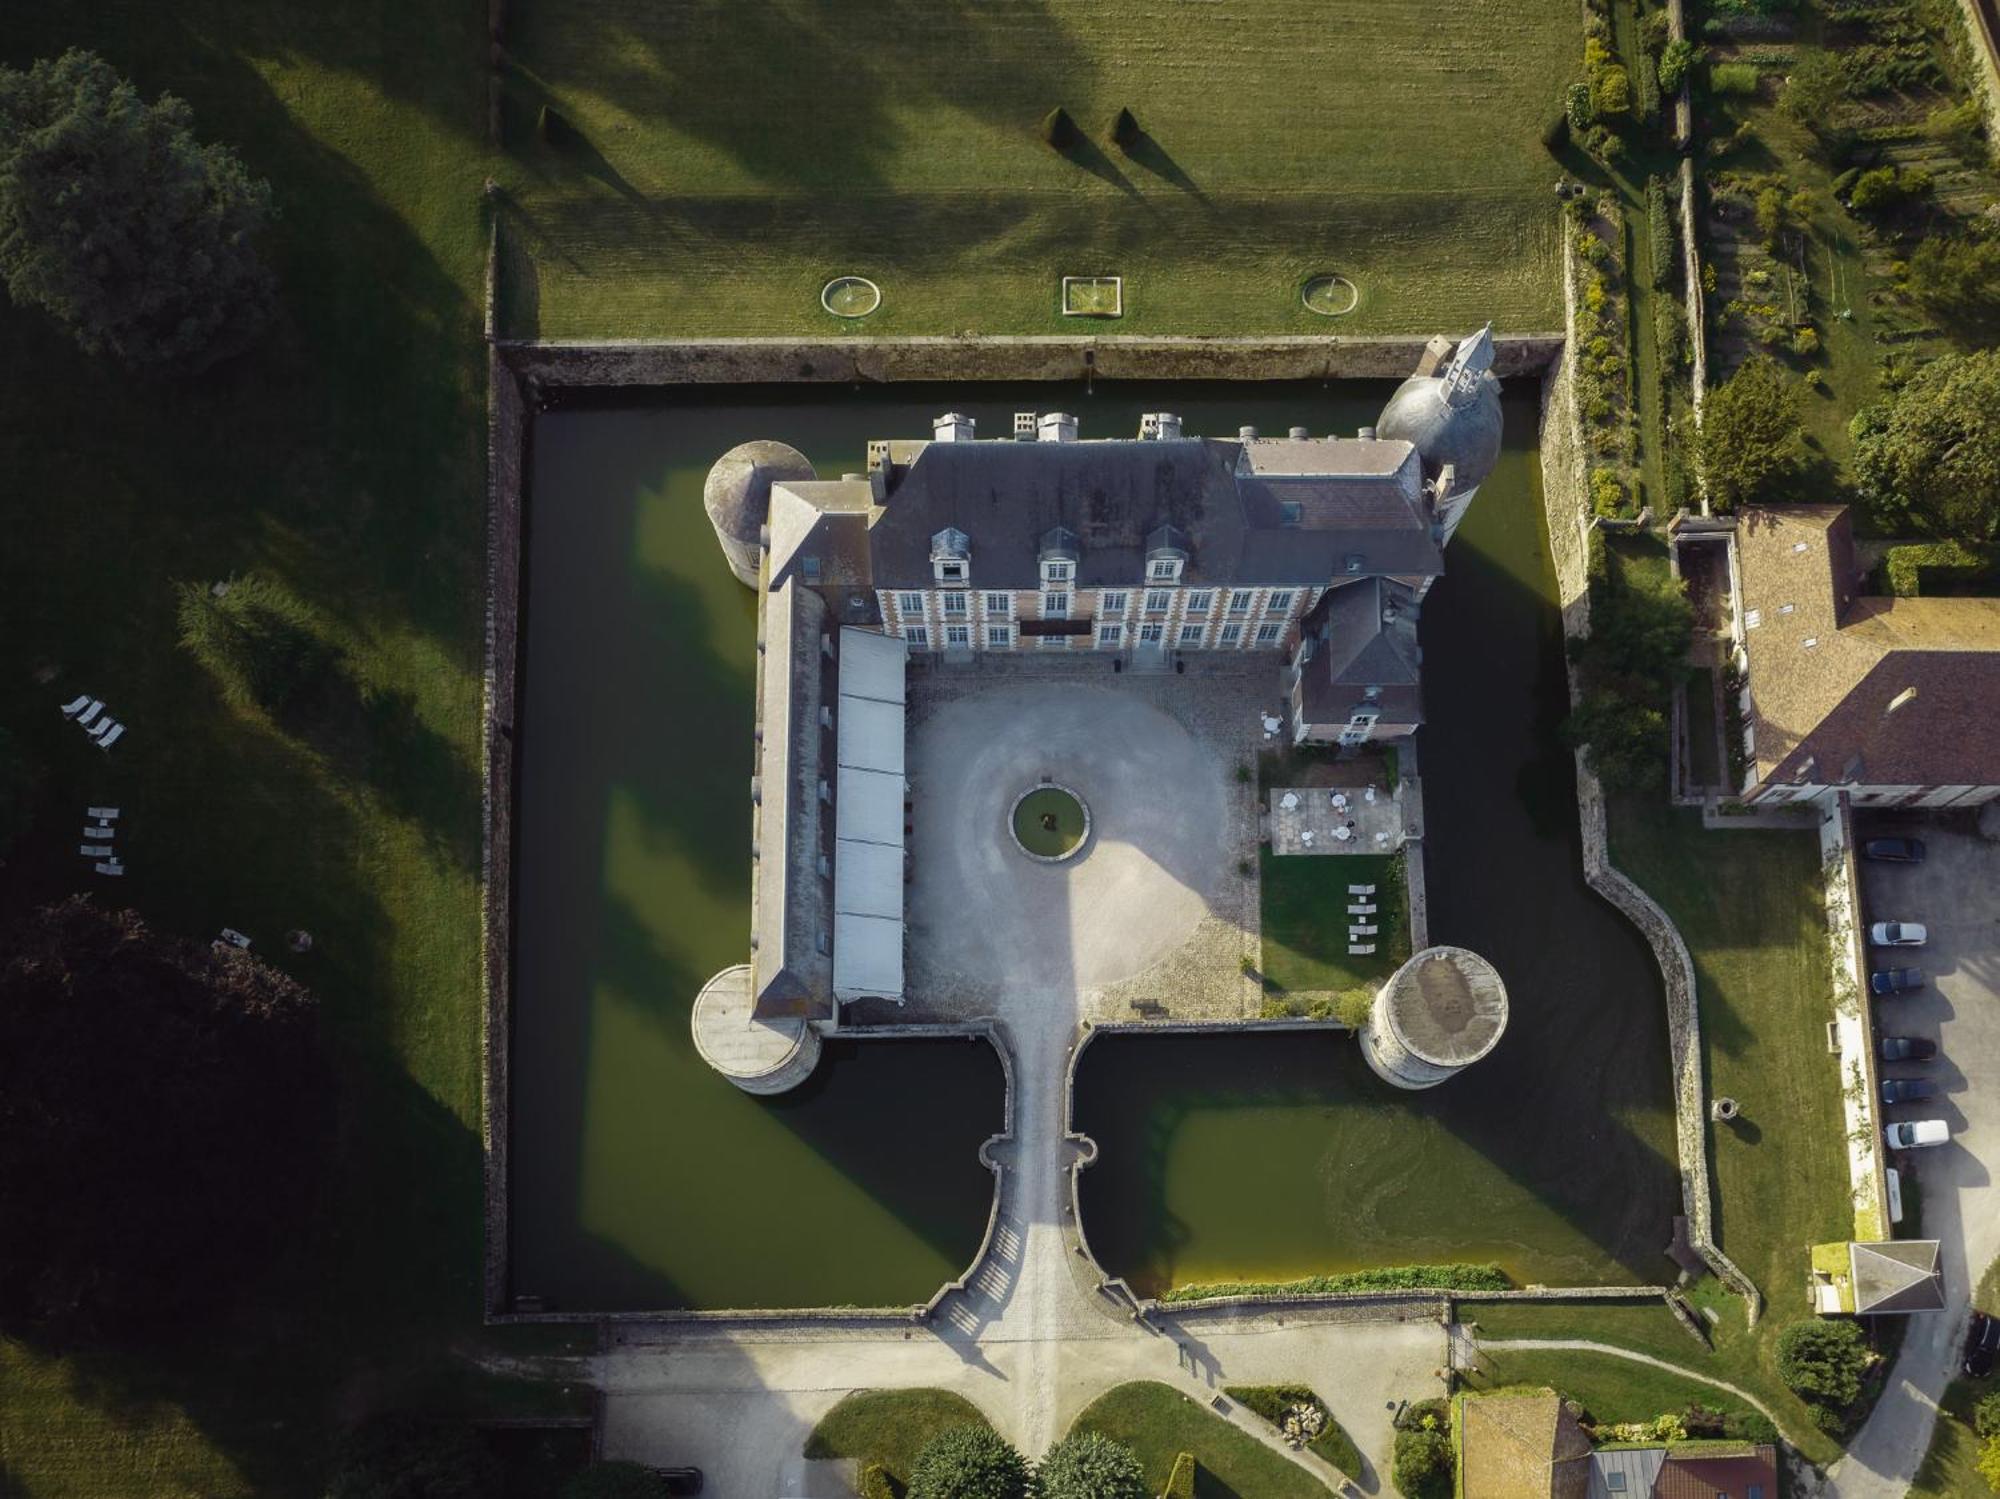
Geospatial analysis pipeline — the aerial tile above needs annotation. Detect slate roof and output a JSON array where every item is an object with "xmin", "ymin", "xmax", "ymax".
[
  {"xmin": 1460, "ymin": 1392, "xmax": 1592, "ymax": 1499},
  {"xmin": 1298, "ymin": 578, "xmax": 1425, "ymax": 728},
  {"xmin": 1850, "ymin": 1239, "xmax": 1945, "ymax": 1314},
  {"xmin": 765, "ymin": 427, "xmax": 1442, "ymax": 592},
  {"xmin": 1652, "ymin": 1444, "xmax": 1778, "ymax": 1499},
  {"xmin": 1736, "ymin": 506, "xmax": 2000, "ymax": 791}
]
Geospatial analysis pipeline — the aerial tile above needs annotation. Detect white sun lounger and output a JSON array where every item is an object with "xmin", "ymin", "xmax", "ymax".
[
  {"xmin": 88, "ymin": 805, "xmax": 120, "ymax": 820},
  {"xmin": 1346, "ymin": 883, "xmax": 1370, "ymax": 895},
  {"xmin": 1351, "ymin": 924, "xmax": 1378, "ymax": 936},
  {"xmin": 83, "ymin": 825, "xmax": 115, "ymax": 840},
  {"xmin": 95, "ymin": 723, "xmax": 125, "ymax": 750},
  {"xmin": 75, "ymin": 700, "xmax": 104, "ymax": 729},
  {"xmin": 95, "ymin": 860, "xmax": 124, "ymax": 876},
  {"xmin": 61, "ymin": 694, "xmax": 92, "ymax": 718},
  {"xmin": 80, "ymin": 844, "xmax": 114, "ymax": 857},
  {"xmin": 1350, "ymin": 943, "xmax": 1376, "ymax": 955},
  {"xmin": 1348, "ymin": 903, "xmax": 1376, "ymax": 915}
]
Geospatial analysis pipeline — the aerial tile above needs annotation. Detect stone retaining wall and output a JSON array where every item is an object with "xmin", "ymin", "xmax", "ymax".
[
  {"xmin": 1820, "ymin": 800, "xmax": 1893, "ymax": 1240},
  {"xmin": 1539, "ymin": 256, "xmax": 1763, "ymax": 1323},
  {"xmin": 497, "ymin": 333, "xmax": 1564, "ymax": 390}
]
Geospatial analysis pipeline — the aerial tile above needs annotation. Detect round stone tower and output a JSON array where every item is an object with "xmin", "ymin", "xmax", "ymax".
[
  {"xmin": 703, "ymin": 440, "xmax": 817, "ymax": 589},
  {"xmin": 1359, "ymin": 945, "xmax": 1509, "ymax": 1090},
  {"xmin": 691, "ymin": 964, "xmax": 822, "ymax": 1095},
  {"xmin": 1377, "ymin": 324, "xmax": 1504, "ymax": 547}
]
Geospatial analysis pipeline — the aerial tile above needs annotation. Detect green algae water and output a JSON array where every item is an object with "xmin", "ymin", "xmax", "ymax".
[
  {"xmin": 1072, "ymin": 393, "xmax": 1680, "ymax": 1295},
  {"xmin": 510, "ymin": 380, "xmax": 1676, "ymax": 1311}
]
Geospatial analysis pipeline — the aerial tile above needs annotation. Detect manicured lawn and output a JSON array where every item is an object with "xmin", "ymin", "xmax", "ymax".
[
  {"xmin": 1460, "ymin": 1345, "xmax": 1766, "ymax": 1431},
  {"xmin": 1069, "ymin": 1382, "xmax": 1332, "ymax": 1499},
  {"xmin": 1683, "ymin": 667, "xmax": 1721, "ymax": 789},
  {"xmin": 1910, "ymin": 1257, "xmax": 2000, "ymax": 1498},
  {"xmin": 803, "ymin": 1389, "xmax": 993, "ymax": 1484},
  {"xmin": 496, "ymin": 0, "xmax": 1575, "ymax": 338},
  {"xmin": 1258, "ymin": 849, "xmax": 1408, "ymax": 997},
  {"xmin": 0, "ymin": 2, "xmax": 583, "ymax": 1494}
]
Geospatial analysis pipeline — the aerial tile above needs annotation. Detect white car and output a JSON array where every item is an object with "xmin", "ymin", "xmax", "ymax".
[
  {"xmin": 1870, "ymin": 921, "xmax": 1928, "ymax": 947},
  {"xmin": 1885, "ymin": 1119, "xmax": 1950, "ymax": 1150}
]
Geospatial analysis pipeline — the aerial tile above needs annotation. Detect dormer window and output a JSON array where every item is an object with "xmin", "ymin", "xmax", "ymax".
[
  {"xmin": 939, "ymin": 560, "xmax": 966, "ymax": 581},
  {"xmin": 1043, "ymin": 560, "xmax": 1074, "ymax": 584},
  {"xmin": 931, "ymin": 526, "xmax": 971, "ymax": 584},
  {"xmin": 1148, "ymin": 558, "xmax": 1180, "ymax": 582}
]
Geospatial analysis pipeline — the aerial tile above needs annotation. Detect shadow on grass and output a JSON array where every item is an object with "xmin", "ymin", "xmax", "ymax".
[{"xmin": 1124, "ymin": 130, "xmax": 1208, "ymax": 203}]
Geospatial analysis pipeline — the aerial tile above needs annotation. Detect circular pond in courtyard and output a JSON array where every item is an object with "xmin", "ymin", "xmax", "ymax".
[
  {"xmin": 821, "ymin": 275, "xmax": 881, "ymax": 318},
  {"xmin": 1009, "ymin": 784, "xmax": 1090, "ymax": 862},
  {"xmin": 1301, "ymin": 274, "xmax": 1359, "ymax": 316}
]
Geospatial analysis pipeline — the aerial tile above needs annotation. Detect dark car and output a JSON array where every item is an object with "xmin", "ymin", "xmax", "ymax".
[
  {"xmin": 1863, "ymin": 837, "xmax": 1927, "ymax": 863},
  {"xmin": 1871, "ymin": 967, "xmax": 1926, "ymax": 996},
  {"xmin": 1880, "ymin": 1036, "xmax": 1939, "ymax": 1063},
  {"xmin": 1882, "ymin": 1077, "xmax": 1939, "ymax": 1105},
  {"xmin": 652, "ymin": 1470, "xmax": 704, "ymax": 1497},
  {"xmin": 1967, "ymin": 1312, "xmax": 2000, "ymax": 1378}
]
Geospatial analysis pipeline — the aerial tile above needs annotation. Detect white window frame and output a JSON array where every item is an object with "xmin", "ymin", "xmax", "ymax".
[
  {"xmin": 1038, "ymin": 632, "xmax": 1066, "ymax": 648},
  {"xmin": 1228, "ymin": 589, "xmax": 1254, "ymax": 614},
  {"xmin": 1148, "ymin": 558, "xmax": 1180, "ymax": 582},
  {"xmin": 942, "ymin": 590, "xmax": 968, "ymax": 616},
  {"xmin": 936, "ymin": 560, "xmax": 967, "ymax": 582},
  {"xmin": 1144, "ymin": 589, "xmax": 1173, "ymax": 614},
  {"xmin": 983, "ymin": 591, "xmax": 1011, "ymax": 616},
  {"xmin": 985, "ymin": 624, "xmax": 1012, "ymax": 649},
  {"xmin": 896, "ymin": 591, "xmax": 925, "ymax": 615},
  {"xmin": 1100, "ymin": 590, "xmax": 1128, "ymax": 613},
  {"xmin": 1186, "ymin": 590, "xmax": 1214, "ymax": 614},
  {"xmin": 1139, "ymin": 623, "xmax": 1164, "ymax": 644},
  {"xmin": 1178, "ymin": 623, "xmax": 1206, "ymax": 647},
  {"xmin": 1219, "ymin": 622, "xmax": 1242, "ymax": 646},
  {"xmin": 1267, "ymin": 590, "xmax": 1294, "ymax": 612},
  {"xmin": 1043, "ymin": 560, "xmax": 1074, "ymax": 583},
  {"xmin": 1044, "ymin": 591, "xmax": 1070, "ymax": 619},
  {"xmin": 1255, "ymin": 621, "xmax": 1283, "ymax": 645},
  {"xmin": 905, "ymin": 624, "xmax": 930, "ymax": 648},
  {"xmin": 1098, "ymin": 622, "xmax": 1124, "ymax": 647},
  {"xmin": 944, "ymin": 624, "xmax": 970, "ymax": 647}
]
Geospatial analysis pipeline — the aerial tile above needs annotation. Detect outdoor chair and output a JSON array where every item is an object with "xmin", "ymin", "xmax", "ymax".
[
  {"xmin": 1351, "ymin": 943, "xmax": 1375, "ymax": 955},
  {"xmin": 94, "ymin": 723, "xmax": 125, "ymax": 750},
  {"xmin": 84, "ymin": 823, "xmax": 114, "ymax": 839},
  {"xmin": 79, "ymin": 844, "xmax": 113, "ymax": 857},
  {"xmin": 60, "ymin": 694, "xmax": 91, "ymax": 718},
  {"xmin": 95, "ymin": 860, "xmax": 124, "ymax": 876},
  {"xmin": 75, "ymin": 700, "xmax": 104, "ymax": 729},
  {"xmin": 87, "ymin": 805, "xmax": 119, "ymax": 820},
  {"xmin": 1347, "ymin": 883, "xmax": 1370, "ymax": 895}
]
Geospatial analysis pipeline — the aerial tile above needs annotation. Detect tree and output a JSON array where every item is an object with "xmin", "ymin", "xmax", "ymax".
[
  {"xmin": 1562, "ymin": 690, "xmax": 1669, "ymax": 790},
  {"xmin": 0, "ymin": 897, "xmax": 328, "ymax": 1337},
  {"xmin": 561, "ymin": 1462, "xmax": 668, "ymax": 1499},
  {"xmin": 1659, "ymin": 39, "xmax": 1699, "ymax": 94},
  {"xmin": 1905, "ymin": 233, "xmax": 2000, "ymax": 338},
  {"xmin": 1779, "ymin": 52, "xmax": 1843, "ymax": 130},
  {"xmin": 907, "ymin": 1425, "xmax": 1031, "ymax": 1499},
  {"xmin": 1595, "ymin": 65, "xmax": 1633, "ymax": 117},
  {"xmin": 1980, "ymin": 1435, "xmax": 2000, "ymax": 1493},
  {"xmin": 1038, "ymin": 1433, "xmax": 1148, "ymax": 1499},
  {"xmin": 1566, "ymin": 82, "xmax": 1596, "ymax": 133},
  {"xmin": 0, "ymin": 50, "xmax": 274, "ymax": 371},
  {"xmin": 1848, "ymin": 165, "xmax": 1930, "ymax": 218},
  {"xmin": 176, "ymin": 574, "xmax": 337, "ymax": 717},
  {"xmin": 1851, "ymin": 350, "xmax": 2000, "ymax": 543},
  {"xmin": 1695, "ymin": 356, "xmax": 1807, "ymax": 508},
  {"xmin": 1391, "ymin": 1426, "xmax": 1453, "ymax": 1499},
  {"xmin": 1776, "ymin": 1319, "xmax": 1873, "ymax": 1408},
  {"xmin": 327, "ymin": 1416, "xmax": 501, "ymax": 1499}
]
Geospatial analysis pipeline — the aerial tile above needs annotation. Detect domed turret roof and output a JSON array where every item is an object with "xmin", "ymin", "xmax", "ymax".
[
  {"xmin": 704, "ymin": 440, "xmax": 817, "ymax": 550},
  {"xmin": 1377, "ymin": 326, "xmax": 1504, "ymax": 496}
]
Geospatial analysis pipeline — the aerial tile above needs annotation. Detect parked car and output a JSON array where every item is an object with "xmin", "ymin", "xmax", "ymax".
[
  {"xmin": 1871, "ymin": 967, "xmax": 1926, "ymax": 996},
  {"xmin": 1967, "ymin": 1312, "xmax": 2000, "ymax": 1378},
  {"xmin": 1882, "ymin": 1078, "xmax": 1939, "ymax": 1105},
  {"xmin": 1863, "ymin": 837, "xmax": 1928, "ymax": 863},
  {"xmin": 1885, "ymin": 1119, "xmax": 1951, "ymax": 1150},
  {"xmin": 1870, "ymin": 921, "xmax": 1929, "ymax": 947},
  {"xmin": 1880, "ymin": 1036, "xmax": 1939, "ymax": 1062}
]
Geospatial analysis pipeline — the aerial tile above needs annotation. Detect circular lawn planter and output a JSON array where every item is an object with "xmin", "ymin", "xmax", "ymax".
[
  {"xmin": 1301, "ymin": 274, "xmax": 1360, "ymax": 316},
  {"xmin": 1009, "ymin": 783, "xmax": 1090, "ymax": 862},
  {"xmin": 821, "ymin": 276, "xmax": 882, "ymax": 318}
]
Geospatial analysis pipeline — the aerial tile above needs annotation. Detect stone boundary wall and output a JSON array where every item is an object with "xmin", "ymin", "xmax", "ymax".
[
  {"xmin": 1158, "ymin": 1284, "xmax": 1668, "ymax": 1322},
  {"xmin": 488, "ymin": 1023, "xmax": 1011, "ymax": 1327},
  {"xmin": 1820, "ymin": 800, "xmax": 1893, "ymax": 1240},
  {"xmin": 1956, "ymin": 0, "xmax": 2000, "ymax": 147},
  {"xmin": 1540, "ymin": 258, "xmax": 1763, "ymax": 1322},
  {"xmin": 496, "ymin": 333, "xmax": 1564, "ymax": 390}
]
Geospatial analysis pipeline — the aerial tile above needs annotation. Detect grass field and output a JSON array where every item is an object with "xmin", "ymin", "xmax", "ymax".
[
  {"xmin": 802, "ymin": 1389, "xmax": 993, "ymax": 1483},
  {"xmin": 1910, "ymin": 1258, "xmax": 2000, "ymax": 1498},
  {"xmin": 1461, "ymin": 1344, "xmax": 1767, "ymax": 1431},
  {"xmin": 495, "ymin": 0, "xmax": 1575, "ymax": 338},
  {"xmin": 1069, "ymin": 1382, "xmax": 1332, "ymax": 1499},
  {"xmin": 0, "ymin": 2, "xmax": 592, "ymax": 1494},
  {"xmin": 1257, "ymin": 849, "xmax": 1408, "ymax": 996}
]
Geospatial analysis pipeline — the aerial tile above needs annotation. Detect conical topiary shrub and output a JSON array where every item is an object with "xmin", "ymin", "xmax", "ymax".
[
  {"xmin": 1041, "ymin": 106, "xmax": 1080, "ymax": 150},
  {"xmin": 1109, "ymin": 107, "xmax": 1141, "ymax": 151}
]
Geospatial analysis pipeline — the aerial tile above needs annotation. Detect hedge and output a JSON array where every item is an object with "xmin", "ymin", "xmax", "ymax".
[
  {"xmin": 1876, "ymin": 540, "xmax": 1993, "ymax": 596},
  {"xmin": 1647, "ymin": 176, "xmax": 1676, "ymax": 289},
  {"xmin": 1157, "ymin": 1264, "xmax": 1509, "ymax": 1303}
]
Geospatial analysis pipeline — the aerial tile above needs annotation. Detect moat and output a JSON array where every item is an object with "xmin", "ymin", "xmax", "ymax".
[{"xmin": 509, "ymin": 380, "xmax": 1678, "ymax": 1311}]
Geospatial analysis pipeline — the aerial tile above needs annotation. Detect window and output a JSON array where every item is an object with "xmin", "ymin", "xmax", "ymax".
[
  {"xmin": 1186, "ymin": 590, "xmax": 1214, "ymax": 613},
  {"xmin": 1228, "ymin": 589, "xmax": 1253, "ymax": 614},
  {"xmin": 1044, "ymin": 592, "xmax": 1070, "ymax": 618},
  {"xmin": 942, "ymin": 591, "xmax": 967, "ymax": 615},
  {"xmin": 1144, "ymin": 589, "xmax": 1173, "ymax": 613},
  {"xmin": 1044, "ymin": 561, "xmax": 1074, "ymax": 582},
  {"xmin": 904, "ymin": 625, "xmax": 929, "ymax": 647},
  {"xmin": 1098, "ymin": 623, "xmax": 1124, "ymax": 647},
  {"xmin": 1255, "ymin": 622, "xmax": 1283, "ymax": 645},
  {"xmin": 1139, "ymin": 623, "xmax": 1164, "ymax": 644},
  {"xmin": 1603, "ymin": 1476, "xmax": 1627, "ymax": 1495},
  {"xmin": 1745, "ymin": 608, "xmax": 1762, "ymax": 629},
  {"xmin": 1100, "ymin": 590, "xmax": 1128, "ymax": 613},
  {"xmin": 984, "ymin": 591, "xmax": 1011, "ymax": 616},
  {"xmin": 1747, "ymin": 1486, "xmax": 1763, "ymax": 1499},
  {"xmin": 938, "ymin": 561, "xmax": 965, "ymax": 581},
  {"xmin": 1778, "ymin": 602, "xmax": 1795, "ymax": 615},
  {"xmin": 1178, "ymin": 623, "xmax": 1205, "ymax": 646},
  {"xmin": 986, "ymin": 624, "xmax": 1012, "ymax": 649},
  {"xmin": 897, "ymin": 591, "xmax": 924, "ymax": 615},
  {"xmin": 1038, "ymin": 633, "xmax": 1066, "ymax": 648},
  {"xmin": 1279, "ymin": 500, "xmax": 1303, "ymax": 526},
  {"xmin": 1802, "ymin": 636, "xmax": 1819, "ymax": 649},
  {"xmin": 1219, "ymin": 623, "xmax": 1242, "ymax": 646},
  {"xmin": 800, "ymin": 556, "xmax": 821, "ymax": 583},
  {"xmin": 945, "ymin": 624, "xmax": 970, "ymax": 647},
  {"xmin": 1148, "ymin": 558, "xmax": 1179, "ymax": 581},
  {"xmin": 1267, "ymin": 590, "xmax": 1294, "ymax": 612}
]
